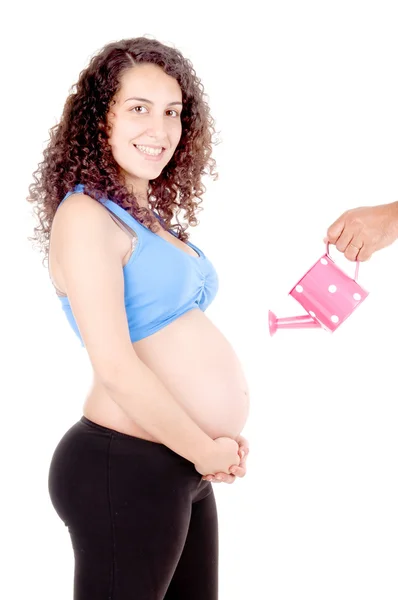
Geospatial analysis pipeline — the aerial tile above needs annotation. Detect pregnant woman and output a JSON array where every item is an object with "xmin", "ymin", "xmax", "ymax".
[{"xmin": 27, "ymin": 37, "xmax": 250, "ymax": 599}]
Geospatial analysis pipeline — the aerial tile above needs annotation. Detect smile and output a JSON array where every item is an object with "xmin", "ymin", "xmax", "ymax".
[{"xmin": 134, "ymin": 145, "xmax": 164, "ymax": 156}]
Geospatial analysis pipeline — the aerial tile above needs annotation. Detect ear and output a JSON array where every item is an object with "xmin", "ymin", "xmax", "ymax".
[{"xmin": 104, "ymin": 112, "xmax": 115, "ymax": 136}]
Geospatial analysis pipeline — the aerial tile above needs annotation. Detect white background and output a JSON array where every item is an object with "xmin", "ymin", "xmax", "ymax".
[{"xmin": 3, "ymin": 1, "xmax": 398, "ymax": 598}]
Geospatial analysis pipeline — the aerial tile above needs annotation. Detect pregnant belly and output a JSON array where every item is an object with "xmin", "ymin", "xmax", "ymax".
[{"xmin": 83, "ymin": 309, "xmax": 250, "ymax": 441}]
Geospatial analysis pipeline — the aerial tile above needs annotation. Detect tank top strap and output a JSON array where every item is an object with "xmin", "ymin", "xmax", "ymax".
[
  {"xmin": 57, "ymin": 183, "xmax": 85, "ymax": 210},
  {"xmin": 58, "ymin": 183, "xmax": 153, "ymax": 238}
]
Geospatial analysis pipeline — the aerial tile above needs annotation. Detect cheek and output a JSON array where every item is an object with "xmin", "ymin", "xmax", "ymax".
[
  {"xmin": 172, "ymin": 123, "xmax": 183, "ymax": 148},
  {"xmin": 110, "ymin": 114, "xmax": 141, "ymax": 143}
]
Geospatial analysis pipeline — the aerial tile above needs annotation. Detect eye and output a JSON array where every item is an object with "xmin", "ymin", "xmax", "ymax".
[
  {"xmin": 166, "ymin": 109, "xmax": 180, "ymax": 118},
  {"xmin": 130, "ymin": 106, "xmax": 148, "ymax": 114}
]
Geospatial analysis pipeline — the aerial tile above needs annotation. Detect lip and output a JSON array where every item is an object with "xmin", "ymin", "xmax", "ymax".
[{"xmin": 133, "ymin": 144, "xmax": 166, "ymax": 162}]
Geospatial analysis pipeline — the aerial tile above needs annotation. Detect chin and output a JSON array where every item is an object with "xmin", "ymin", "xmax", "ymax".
[{"xmin": 130, "ymin": 165, "xmax": 164, "ymax": 180}]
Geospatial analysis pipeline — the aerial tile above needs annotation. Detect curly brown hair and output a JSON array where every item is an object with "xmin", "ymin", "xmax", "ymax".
[{"xmin": 27, "ymin": 36, "xmax": 219, "ymax": 265}]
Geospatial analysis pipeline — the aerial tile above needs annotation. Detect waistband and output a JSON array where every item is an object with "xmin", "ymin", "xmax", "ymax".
[
  {"xmin": 78, "ymin": 416, "xmax": 202, "ymax": 480},
  {"xmin": 80, "ymin": 416, "xmax": 166, "ymax": 445}
]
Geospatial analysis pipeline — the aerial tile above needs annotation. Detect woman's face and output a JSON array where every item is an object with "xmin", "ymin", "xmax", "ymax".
[{"xmin": 107, "ymin": 63, "xmax": 183, "ymax": 196}]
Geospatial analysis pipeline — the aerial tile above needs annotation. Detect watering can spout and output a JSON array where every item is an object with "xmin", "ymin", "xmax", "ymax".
[{"xmin": 268, "ymin": 310, "xmax": 322, "ymax": 336}]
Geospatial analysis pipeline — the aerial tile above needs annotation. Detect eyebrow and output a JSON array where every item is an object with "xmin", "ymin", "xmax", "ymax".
[{"xmin": 124, "ymin": 97, "xmax": 183, "ymax": 107}]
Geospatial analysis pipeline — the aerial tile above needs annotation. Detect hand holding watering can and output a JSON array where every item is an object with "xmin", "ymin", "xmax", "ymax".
[
  {"xmin": 268, "ymin": 242, "xmax": 369, "ymax": 336},
  {"xmin": 325, "ymin": 201, "xmax": 398, "ymax": 261},
  {"xmin": 268, "ymin": 198, "xmax": 398, "ymax": 336}
]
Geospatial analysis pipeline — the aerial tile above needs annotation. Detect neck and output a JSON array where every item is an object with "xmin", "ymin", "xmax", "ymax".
[
  {"xmin": 121, "ymin": 170, "xmax": 150, "ymax": 208},
  {"xmin": 136, "ymin": 194, "xmax": 150, "ymax": 209}
]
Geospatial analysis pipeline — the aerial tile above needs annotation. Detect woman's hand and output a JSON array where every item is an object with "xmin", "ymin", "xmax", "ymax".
[
  {"xmin": 194, "ymin": 436, "xmax": 240, "ymax": 477},
  {"xmin": 202, "ymin": 434, "xmax": 249, "ymax": 484}
]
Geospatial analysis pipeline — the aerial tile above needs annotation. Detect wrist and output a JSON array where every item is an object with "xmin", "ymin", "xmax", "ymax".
[
  {"xmin": 193, "ymin": 437, "xmax": 216, "ymax": 465},
  {"xmin": 391, "ymin": 200, "xmax": 398, "ymax": 218},
  {"xmin": 389, "ymin": 201, "xmax": 398, "ymax": 237}
]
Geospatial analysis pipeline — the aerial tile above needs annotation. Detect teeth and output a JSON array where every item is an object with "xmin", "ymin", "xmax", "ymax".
[{"xmin": 136, "ymin": 145, "xmax": 163, "ymax": 156}]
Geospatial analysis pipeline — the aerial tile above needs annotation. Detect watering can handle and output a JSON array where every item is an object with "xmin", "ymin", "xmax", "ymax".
[{"xmin": 326, "ymin": 242, "xmax": 360, "ymax": 281}]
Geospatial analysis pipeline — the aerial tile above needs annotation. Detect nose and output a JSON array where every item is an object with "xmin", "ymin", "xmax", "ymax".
[{"xmin": 145, "ymin": 114, "xmax": 168, "ymax": 140}]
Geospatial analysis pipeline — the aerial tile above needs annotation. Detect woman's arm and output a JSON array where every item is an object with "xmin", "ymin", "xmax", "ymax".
[{"xmin": 54, "ymin": 193, "xmax": 239, "ymax": 473}]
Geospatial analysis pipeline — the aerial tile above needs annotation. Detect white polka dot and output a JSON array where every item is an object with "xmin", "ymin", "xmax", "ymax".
[
  {"xmin": 331, "ymin": 315, "xmax": 339, "ymax": 323},
  {"xmin": 295, "ymin": 285, "xmax": 303, "ymax": 293},
  {"xmin": 353, "ymin": 293, "xmax": 361, "ymax": 301},
  {"xmin": 309, "ymin": 311, "xmax": 316, "ymax": 317},
  {"xmin": 320, "ymin": 258, "xmax": 328, "ymax": 265},
  {"xmin": 328, "ymin": 284, "xmax": 337, "ymax": 293}
]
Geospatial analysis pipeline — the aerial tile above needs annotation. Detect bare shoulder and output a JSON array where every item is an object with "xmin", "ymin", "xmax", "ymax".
[
  {"xmin": 51, "ymin": 192, "xmax": 136, "ymax": 381},
  {"xmin": 51, "ymin": 192, "xmax": 117, "ymax": 259},
  {"xmin": 54, "ymin": 192, "xmax": 109, "ymax": 225}
]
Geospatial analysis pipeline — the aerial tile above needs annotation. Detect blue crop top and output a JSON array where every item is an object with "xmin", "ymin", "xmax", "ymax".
[{"xmin": 55, "ymin": 184, "xmax": 219, "ymax": 346}]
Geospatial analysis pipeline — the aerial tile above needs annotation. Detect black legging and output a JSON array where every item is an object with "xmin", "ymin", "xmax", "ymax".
[{"xmin": 48, "ymin": 416, "xmax": 218, "ymax": 599}]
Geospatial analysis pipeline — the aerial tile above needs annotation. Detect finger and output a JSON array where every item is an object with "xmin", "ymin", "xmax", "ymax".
[
  {"xmin": 326, "ymin": 216, "xmax": 346, "ymax": 244},
  {"xmin": 334, "ymin": 227, "xmax": 354, "ymax": 253},
  {"xmin": 202, "ymin": 474, "xmax": 223, "ymax": 482},
  {"xmin": 239, "ymin": 447, "xmax": 249, "ymax": 463},
  {"xmin": 357, "ymin": 244, "xmax": 373, "ymax": 261},
  {"xmin": 237, "ymin": 434, "xmax": 249, "ymax": 448},
  {"xmin": 230, "ymin": 465, "xmax": 246, "ymax": 478},
  {"xmin": 237, "ymin": 437, "xmax": 249, "ymax": 458},
  {"xmin": 239, "ymin": 448, "xmax": 245, "ymax": 461},
  {"xmin": 238, "ymin": 454, "xmax": 247, "ymax": 470},
  {"xmin": 344, "ymin": 240, "xmax": 363, "ymax": 262},
  {"xmin": 239, "ymin": 445, "xmax": 249, "ymax": 459},
  {"xmin": 213, "ymin": 472, "xmax": 236, "ymax": 484}
]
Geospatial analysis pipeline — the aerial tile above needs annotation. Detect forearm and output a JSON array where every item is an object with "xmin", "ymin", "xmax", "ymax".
[
  {"xmin": 388, "ymin": 200, "xmax": 398, "ymax": 237},
  {"xmin": 102, "ymin": 355, "xmax": 214, "ymax": 464}
]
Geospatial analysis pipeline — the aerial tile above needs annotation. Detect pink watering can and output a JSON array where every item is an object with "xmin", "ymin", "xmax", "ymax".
[{"xmin": 269, "ymin": 243, "xmax": 369, "ymax": 336}]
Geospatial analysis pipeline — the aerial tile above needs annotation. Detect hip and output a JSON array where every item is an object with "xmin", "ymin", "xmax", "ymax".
[{"xmin": 48, "ymin": 416, "xmax": 212, "ymax": 527}]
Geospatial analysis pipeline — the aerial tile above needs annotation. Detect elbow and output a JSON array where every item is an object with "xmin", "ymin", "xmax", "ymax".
[{"xmin": 93, "ymin": 349, "xmax": 140, "ymax": 391}]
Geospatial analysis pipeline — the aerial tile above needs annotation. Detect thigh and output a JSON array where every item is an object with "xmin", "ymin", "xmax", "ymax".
[
  {"xmin": 107, "ymin": 435, "xmax": 201, "ymax": 599},
  {"xmin": 164, "ymin": 484, "xmax": 219, "ymax": 600},
  {"xmin": 68, "ymin": 489, "xmax": 192, "ymax": 600},
  {"xmin": 109, "ymin": 468, "xmax": 193, "ymax": 599}
]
